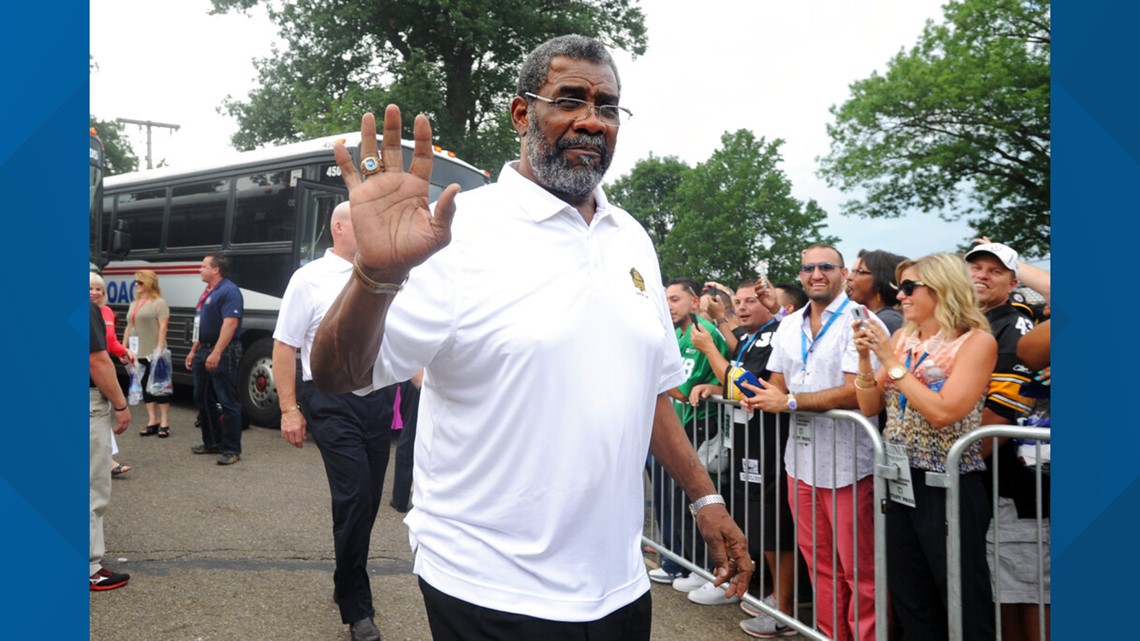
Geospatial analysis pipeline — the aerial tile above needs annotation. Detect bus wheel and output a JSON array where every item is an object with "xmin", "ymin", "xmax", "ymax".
[{"xmin": 239, "ymin": 338, "xmax": 279, "ymax": 428}]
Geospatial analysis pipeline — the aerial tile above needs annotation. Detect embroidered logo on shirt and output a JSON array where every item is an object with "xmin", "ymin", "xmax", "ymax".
[{"xmin": 630, "ymin": 268, "xmax": 645, "ymax": 292}]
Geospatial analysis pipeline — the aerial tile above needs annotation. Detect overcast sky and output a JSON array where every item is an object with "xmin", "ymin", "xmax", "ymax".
[{"xmin": 89, "ymin": 0, "xmax": 1048, "ymax": 270}]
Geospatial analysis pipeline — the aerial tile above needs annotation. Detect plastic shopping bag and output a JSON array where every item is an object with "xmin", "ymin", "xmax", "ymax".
[
  {"xmin": 146, "ymin": 347, "xmax": 175, "ymax": 397},
  {"xmin": 128, "ymin": 360, "xmax": 144, "ymax": 405}
]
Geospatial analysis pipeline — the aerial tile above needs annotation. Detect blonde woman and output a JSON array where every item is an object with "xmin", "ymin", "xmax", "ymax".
[
  {"xmin": 851, "ymin": 253, "xmax": 998, "ymax": 641},
  {"xmin": 123, "ymin": 270, "xmax": 172, "ymax": 437},
  {"xmin": 90, "ymin": 272, "xmax": 132, "ymax": 475}
]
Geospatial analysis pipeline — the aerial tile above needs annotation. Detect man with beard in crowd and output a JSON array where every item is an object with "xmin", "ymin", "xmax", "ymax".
[
  {"xmin": 311, "ymin": 34, "xmax": 752, "ymax": 641},
  {"xmin": 741, "ymin": 245, "xmax": 886, "ymax": 641}
]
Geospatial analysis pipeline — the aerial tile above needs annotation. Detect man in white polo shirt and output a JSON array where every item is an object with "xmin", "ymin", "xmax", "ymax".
[
  {"xmin": 312, "ymin": 35, "xmax": 751, "ymax": 640},
  {"xmin": 272, "ymin": 201, "xmax": 396, "ymax": 641},
  {"xmin": 741, "ymin": 244, "xmax": 886, "ymax": 641}
]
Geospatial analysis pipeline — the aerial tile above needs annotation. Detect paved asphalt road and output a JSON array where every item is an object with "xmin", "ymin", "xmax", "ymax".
[{"xmin": 90, "ymin": 390, "xmax": 793, "ymax": 640}]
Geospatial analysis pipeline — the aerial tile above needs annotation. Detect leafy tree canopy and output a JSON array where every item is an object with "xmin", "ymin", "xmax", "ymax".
[
  {"xmin": 818, "ymin": 0, "xmax": 1050, "ymax": 257},
  {"xmin": 611, "ymin": 130, "xmax": 837, "ymax": 287},
  {"xmin": 606, "ymin": 154, "xmax": 689, "ymax": 250},
  {"xmin": 90, "ymin": 116, "xmax": 139, "ymax": 177},
  {"xmin": 210, "ymin": 0, "xmax": 647, "ymax": 175}
]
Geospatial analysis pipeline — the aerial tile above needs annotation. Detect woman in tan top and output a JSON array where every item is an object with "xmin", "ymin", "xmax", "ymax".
[
  {"xmin": 851, "ymin": 253, "xmax": 999, "ymax": 641},
  {"xmin": 123, "ymin": 270, "xmax": 172, "ymax": 437}
]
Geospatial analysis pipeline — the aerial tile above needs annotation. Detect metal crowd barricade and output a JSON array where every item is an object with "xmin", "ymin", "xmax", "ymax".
[
  {"xmin": 643, "ymin": 396, "xmax": 891, "ymax": 641},
  {"xmin": 931, "ymin": 425, "xmax": 1050, "ymax": 641}
]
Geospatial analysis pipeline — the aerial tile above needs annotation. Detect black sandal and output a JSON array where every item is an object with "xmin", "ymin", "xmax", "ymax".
[
  {"xmin": 158, "ymin": 426, "xmax": 171, "ymax": 438},
  {"xmin": 139, "ymin": 424, "xmax": 159, "ymax": 437}
]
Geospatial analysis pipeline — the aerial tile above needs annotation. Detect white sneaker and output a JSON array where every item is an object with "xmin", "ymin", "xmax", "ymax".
[
  {"xmin": 740, "ymin": 614, "xmax": 796, "ymax": 638},
  {"xmin": 686, "ymin": 580, "xmax": 740, "ymax": 605},
  {"xmin": 647, "ymin": 567, "xmax": 680, "ymax": 584},
  {"xmin": 671, "ymin": 573, "xmax": 708, "ymax": 593},
  {"xmin": 741, "ymin": 593, "xmax": 777, "ymax": 617}
]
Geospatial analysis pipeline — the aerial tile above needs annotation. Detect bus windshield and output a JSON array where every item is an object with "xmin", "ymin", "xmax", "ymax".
[{"xmin": 90, "ymin": 131, "xmax": 105, "ymax": 272}]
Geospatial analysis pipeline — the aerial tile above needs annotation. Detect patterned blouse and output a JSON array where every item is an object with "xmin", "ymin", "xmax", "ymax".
[{"xmin": 883, "ymin": 328, "xmax": 987, "ymax": 473}]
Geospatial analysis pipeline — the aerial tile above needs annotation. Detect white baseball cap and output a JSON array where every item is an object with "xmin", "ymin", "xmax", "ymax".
[{"xmin": 965, "ymin": 242, "xmax": 1020, "ymax": 277}]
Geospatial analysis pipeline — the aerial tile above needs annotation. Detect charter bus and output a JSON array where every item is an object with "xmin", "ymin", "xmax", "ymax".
[{"xmin": 99, "ymin": 132, "xmax": 491, "ymax": 427}]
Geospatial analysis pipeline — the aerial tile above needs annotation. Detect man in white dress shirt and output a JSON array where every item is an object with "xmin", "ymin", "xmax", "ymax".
[{"xmin": 742, "ymin": 244, "xmax": 885, "ymax": 641}]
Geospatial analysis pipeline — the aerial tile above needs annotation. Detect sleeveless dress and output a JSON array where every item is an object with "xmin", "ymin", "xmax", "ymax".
[{"xmin": 882, "ymin": 328, "xmax": 986, "ymax": 473}]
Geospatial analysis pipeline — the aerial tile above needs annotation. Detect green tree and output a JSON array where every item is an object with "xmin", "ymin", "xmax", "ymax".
[
  {"xmin": 90, "ymin": 116, "xmax": 139, "ymax": 176},
  {"xmin": 667, "ymin": 131, "xmax": 836, "ymax": 285},
  {"xmin": 210, "ymin": 0, "xmax": 647, "ymax": 175},
  {"xmin": 609, "ymin": 130, "xmax": 834, "ymax": 285},
  {"xmin": 818, "ymin": 0, "xmax": 1050, "ymax": 257},
  {"xmin": 606, "ymin": 154, "xmax": 689, "ymax": 249}
]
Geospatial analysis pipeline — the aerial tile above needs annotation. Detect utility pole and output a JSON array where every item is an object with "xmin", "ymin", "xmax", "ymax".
[{"xmin": 116, "ymin": 118, "xmax": 181, "ymax": 169}]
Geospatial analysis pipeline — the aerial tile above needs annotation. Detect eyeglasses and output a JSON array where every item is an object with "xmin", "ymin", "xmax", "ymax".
[
  {"xmin": 523, "ymin": 92, "xmax": 632, "ymax": 127},
  {"xmin": 851, "ymin": 268, "xmax": 873, "ymax": 277},
  {"xmin": 800, "ymin": 262, "xmax": 839, "ymax": 274},
  {"xmin": 891, "ymin": 279, "xmax": 928, "ymax": 296}
]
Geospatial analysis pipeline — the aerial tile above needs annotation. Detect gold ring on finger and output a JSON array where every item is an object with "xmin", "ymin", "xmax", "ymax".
[{"xmin": 360, "ymin": 155, "xmax": 383, "ymax": 176}]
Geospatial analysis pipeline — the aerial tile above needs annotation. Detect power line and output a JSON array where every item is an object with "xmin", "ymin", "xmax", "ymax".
[{"xmin": 116, "ymin": 118, "xmax": 181, "ymax": 170}]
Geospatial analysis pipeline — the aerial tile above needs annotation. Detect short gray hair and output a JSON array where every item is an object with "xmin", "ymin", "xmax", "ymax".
[{"xmin": 516, "ymin": 34, "xmax": 621, "ymax": 97}]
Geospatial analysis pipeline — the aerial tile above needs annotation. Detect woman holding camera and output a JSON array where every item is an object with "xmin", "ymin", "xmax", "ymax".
[{"xmin": 851, "ymin": 253, "xmax": 998, "ymax": 641}]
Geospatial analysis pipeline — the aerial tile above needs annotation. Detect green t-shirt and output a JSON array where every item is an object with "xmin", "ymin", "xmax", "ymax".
[{"xmin": 673, "ymin": 316, "xmax": 730, "ymax": 427}]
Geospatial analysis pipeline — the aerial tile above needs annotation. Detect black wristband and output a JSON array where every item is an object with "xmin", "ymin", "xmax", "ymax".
[{"xmin": 113, "ymin": 406, "xmax": 128, "ymax": 412}]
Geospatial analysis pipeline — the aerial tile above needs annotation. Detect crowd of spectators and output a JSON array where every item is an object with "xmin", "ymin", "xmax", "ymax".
[{"xmin": 652, "ymin": 240, "xmax": 1050, "ymax": 640}]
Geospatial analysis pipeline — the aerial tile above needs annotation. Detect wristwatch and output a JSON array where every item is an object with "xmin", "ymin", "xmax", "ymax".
[
  {"xmin": 786, "ymin": 393, "xmax": 798, "ymax": 411},
  {"xmin": 688, "ymin": 494, "xmax": 726, "ymax": 517},
  {"xmin": 887, "ymin": 364, "xmax": 908, "ymax": 381}
]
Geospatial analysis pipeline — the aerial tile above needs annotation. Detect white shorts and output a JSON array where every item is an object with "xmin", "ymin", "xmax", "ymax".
[{"xmin": 986, "ymin": 496, "xmax": 1050, "ymax": 604}]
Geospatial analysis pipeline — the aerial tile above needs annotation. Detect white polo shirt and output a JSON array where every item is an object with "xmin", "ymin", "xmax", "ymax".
[
  {"xmin": 767, "ymin": 292, "xmax": 883, "ymax": 488},
  {"xmin": 370, "ymin": 163, "xmax": 685, "ymax": 621},
  {"xmin": 272, "ymin": 249, "xmax": 352, "ymax": 381}
]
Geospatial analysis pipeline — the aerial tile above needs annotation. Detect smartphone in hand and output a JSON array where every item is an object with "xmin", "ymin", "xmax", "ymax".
[
  {"xmin": 734, "ymin": 370, "xmax": 761, "ymax": 398},
  {"xmin": 852, "ymin": 305, "xmax": 869, "ymax": 328}
]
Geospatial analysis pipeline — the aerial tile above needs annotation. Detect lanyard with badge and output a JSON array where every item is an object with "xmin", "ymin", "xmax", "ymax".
[
  {"xmin": 731, "ymin": 320, "xmax": 775, "ymax": 424},
  {"xmin": 733, "ymin": 318, "xmax": 775, "ymax": 364},
  {"xmin": 127, "ymin": 298, "xmax": 145, "ymax": 354},
  {"xmin": 193, "ymin": 286, "xmax": 210, "ymax": 344},
  {"xmin": 792, "ymin": 300, "xmax": 848, "ymax": 445},
  {"xmin": 887, "ymin": 349, "xmax": 933, "ymax": 508},
  {"xmin": 896, "ymin": 349, "xmax": 929, "ymax": 419}
]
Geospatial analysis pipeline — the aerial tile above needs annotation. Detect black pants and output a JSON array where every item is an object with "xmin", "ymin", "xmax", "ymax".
[
  {"xmin": 302, "ymin": 381, "xmax": 394, "ymax": 624},
  {"xmin": 887, "ymin": 469, "xmax": 995, "ymax": 641},
  {"xmin": 419, "ymin": 577, "xmax": 652, "ymax": 641},
  {"xmin": 391, "ymin": 380, "xmax": 419, "ymax": 510}
]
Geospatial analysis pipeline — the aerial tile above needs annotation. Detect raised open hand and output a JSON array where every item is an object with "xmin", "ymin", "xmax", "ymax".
[{"xmin": 334, "ymin": 106, "xmax": 461, "ymax": 281}]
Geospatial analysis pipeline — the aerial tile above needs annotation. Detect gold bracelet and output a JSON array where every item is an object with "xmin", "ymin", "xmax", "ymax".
[
  {"xmin": 281, "ymin": 405, "xmax": 301, "ymax": 414},
  {"xmin": 353, "ymin": 253, "xmax": 407, "ymax": 295},
  {"xmin": 854, "ymin": 378, "xmax": 877, "ymax": 391}
]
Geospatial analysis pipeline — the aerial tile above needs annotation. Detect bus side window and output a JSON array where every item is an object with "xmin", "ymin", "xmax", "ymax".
[
  {"xmin": 168, "ymin": 179, "xmax": 230, "ymax": 248},
  {"xmin": 233, "ymin": 170, "xmax": 298, "ymax": 244},
  {"xmin": 116, "ymin": 188, "xmax": 166, "ymax": 251}
]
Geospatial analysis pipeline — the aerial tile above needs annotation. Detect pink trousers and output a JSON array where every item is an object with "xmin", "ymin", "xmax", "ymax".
[{"xmin": 788, "ymin": 475, "xmax": 877, "ymax": 641}]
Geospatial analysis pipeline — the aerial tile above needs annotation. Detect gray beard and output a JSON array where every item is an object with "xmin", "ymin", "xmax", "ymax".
[{"xmin": 525, "ymin": 120, "xmax": 610, "ymax": 197}]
